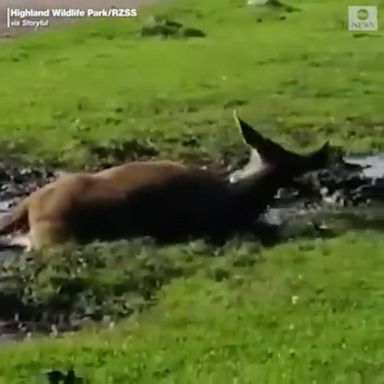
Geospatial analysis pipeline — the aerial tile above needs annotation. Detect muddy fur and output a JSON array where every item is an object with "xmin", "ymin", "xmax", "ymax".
[{"xmin": 0, "ymin": 113, "xmax": 332, "ymax": 251}]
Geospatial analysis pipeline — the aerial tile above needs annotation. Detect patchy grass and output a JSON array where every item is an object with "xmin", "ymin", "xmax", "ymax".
[
  {"xmin": 0, "ymin": 208, "xmax": 380, "ymax": 335},
  {"xmin": 0, "ymin": 0, "xmax": 383, "ymax": 167},
  {"xmin": 0, "ymin": 0, "xmax": 383, "ymax": 383},
  {"xmin": 0, "ymin": 232, "xmax": 382, "ymax": 383},
  {"xmin": 0, "ymin": 239, "xmax": 210, "ymax": 329}
]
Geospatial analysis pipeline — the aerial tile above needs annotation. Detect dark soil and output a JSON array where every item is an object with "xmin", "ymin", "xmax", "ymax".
[{"xmin": 0, "ymin": 141, "xmax": 382, "ymax": 342}]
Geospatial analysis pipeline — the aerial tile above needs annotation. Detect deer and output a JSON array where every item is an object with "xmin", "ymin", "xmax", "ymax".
[{"xmin": 0, "ymin": 111, "xmax": 332, "ymax": 251}]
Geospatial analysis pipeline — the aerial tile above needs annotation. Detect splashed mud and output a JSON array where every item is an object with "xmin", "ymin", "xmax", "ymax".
[{"xmin": 263, "ymin": 154, "xmax": 384, "ymax": 226}]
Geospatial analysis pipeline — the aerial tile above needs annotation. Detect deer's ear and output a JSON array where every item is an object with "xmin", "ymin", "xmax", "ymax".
[
  {"xmin": 322, "ymin": 141, "xmax": 330, "ymax": 150},
  {"xmin": 233, "ymin": 110, "xmax": 261, "ymax": 148},
  {"xmin": 233, "ymin": 110, "xmax": 298, "ymax": 166},
  {"xmin": 318, "ymin": 141, "xmax": 332, "ymax": 161}
]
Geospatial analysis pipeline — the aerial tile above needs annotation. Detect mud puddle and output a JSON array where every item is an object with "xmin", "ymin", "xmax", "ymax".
[
  {"xmin": 345, "ymin": 154, "xmax": 384, "ymax": 178},
  {"xmin": 263, "ymin": 154, "xmax": 384, "ymax": 226},
  {"xmin": 0, "ymin": 153, "xmax": 382, "ymax": 342},
  {"xmin": 0, "ymin": 154, "xmax": 382, "ymax": 251}
]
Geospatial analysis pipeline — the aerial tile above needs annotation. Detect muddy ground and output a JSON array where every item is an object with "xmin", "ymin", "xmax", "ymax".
[
  {"xmin": 0, "ymin": 149, "xmax": 382, "ymax": 342},
  {"xmin": 0, "ymin": 0, "xmax": 382, "ymax": 349},
  {"xmin": 0, "ymin": 150, "xmax": 382, "ymax": 224}
]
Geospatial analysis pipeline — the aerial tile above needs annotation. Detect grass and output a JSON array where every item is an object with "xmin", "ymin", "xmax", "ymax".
[
  {"xmin": 0, "ymin": 0, "xmax": 383, "ymax": 382},
  {"xmin": 0, "ymin": 0, "xmax": 383, "ymax": 167},
  {"xmin": 0, "ymin": 231, "xmax": 383, "ymax": 383}
]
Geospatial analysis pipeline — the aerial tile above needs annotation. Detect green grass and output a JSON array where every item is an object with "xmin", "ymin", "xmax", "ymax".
[
  {"xmin": 0, "ymin": 0, "xmax": 383, "ymax": 382},
  {"xmin": 0, "ymin": 232, "xmax": 382, "ymax": 383},
  {"xmin": 0, "ymin": 0, "xmax": 383, "ymax": 166}
]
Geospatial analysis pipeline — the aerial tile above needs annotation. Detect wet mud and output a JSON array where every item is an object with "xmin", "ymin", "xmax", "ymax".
[
  {"xmin": 0, "ymin": 151, "xmax": 382, "ymax": 252},
  {"xmin": 0, "ymin": 151, "xmax": 382, "ymax": 342}
]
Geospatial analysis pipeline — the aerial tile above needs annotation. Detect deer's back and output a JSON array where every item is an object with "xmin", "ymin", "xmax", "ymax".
[{"xmin": 29, "ymin": 161, "xmax": 232, "ymax": 242}]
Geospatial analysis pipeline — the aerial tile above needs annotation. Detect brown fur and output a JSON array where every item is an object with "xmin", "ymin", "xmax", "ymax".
[
  {"xmin": 0, "ymin": 114, "xmax": 332, "ymax": 251},
  {"xmin": 0, "ymin": 161, "xmax": 192, "ymax": 248}
]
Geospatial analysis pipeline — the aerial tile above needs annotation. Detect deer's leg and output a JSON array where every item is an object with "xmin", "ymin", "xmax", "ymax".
[
  {"xmin": 29, "ymin": 219, "xmax": 71, "ymax": 250},
  {"xmin": 3, "ymin": 234, "xmax": 32, "ymax": 251}
]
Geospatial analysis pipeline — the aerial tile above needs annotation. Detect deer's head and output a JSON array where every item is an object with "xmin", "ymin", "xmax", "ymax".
[{"xmin": 229, "ymin": 111, "xmax": 332, "ymax": 184}]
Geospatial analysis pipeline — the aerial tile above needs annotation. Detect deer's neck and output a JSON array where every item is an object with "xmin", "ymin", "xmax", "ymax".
[{"xmin": 228, "ymin": 167, "xmax": 283, "ymax": 223}]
